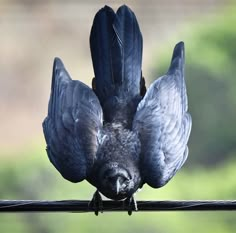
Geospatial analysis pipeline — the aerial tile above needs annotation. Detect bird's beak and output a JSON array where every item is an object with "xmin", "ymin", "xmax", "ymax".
[{"xmin": 116, "ymin": 177, "xmax": 121, "ymax": 195}]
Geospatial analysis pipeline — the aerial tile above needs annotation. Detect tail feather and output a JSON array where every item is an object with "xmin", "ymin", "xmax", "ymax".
[
  {"xmin": 90, "ymin": 6, "xmax": 115, "ymax": 102},
  {"xmin": 112, "ymin": 6, "xmax": 142, "ymax": 93},
  {"xmin": 90, "ymin": 5, "xmax": 143, "ymax": 126}
]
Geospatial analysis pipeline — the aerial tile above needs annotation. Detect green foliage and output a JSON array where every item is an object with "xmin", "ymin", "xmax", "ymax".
[{"xmin": 151, "ymin": 6, "xmax": 236, "ymax": 166}]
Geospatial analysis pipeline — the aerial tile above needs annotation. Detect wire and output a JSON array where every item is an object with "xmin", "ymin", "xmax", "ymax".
[{"xmin": 0, "ymin": 200, "xmax": 236, "ymax": 213}]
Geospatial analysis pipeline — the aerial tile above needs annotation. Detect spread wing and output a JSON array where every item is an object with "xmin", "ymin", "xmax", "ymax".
[
  {"xmin": 133, "ymin": 42, "xmax": 192, "ymax": 188},
  {"xmin": 43, "ymin": 58, "xmax": 103, "ymax": 182}
]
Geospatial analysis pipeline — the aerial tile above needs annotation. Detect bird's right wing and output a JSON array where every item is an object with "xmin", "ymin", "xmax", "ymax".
[
  {"xmin": 133, "ymin": 42, "xmax": 192, "ymax": 188},
  {"xmin": 43, "ymin": 58, "xmax": 103, "ymax": 182}
]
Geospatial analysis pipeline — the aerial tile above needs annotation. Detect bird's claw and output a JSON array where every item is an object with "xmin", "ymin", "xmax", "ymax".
[
  {"xmin": 89, "ymin": 190, "xmax": 103, "ymax": 216},
  {"xmin": 125, "ymin": 196, "xmax": 138, "ymax": 215}
]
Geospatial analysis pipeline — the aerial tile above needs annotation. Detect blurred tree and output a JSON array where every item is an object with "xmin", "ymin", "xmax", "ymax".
[{"xmin": 152, "ymin": 6, "xmax": 236, "ymax": 167}]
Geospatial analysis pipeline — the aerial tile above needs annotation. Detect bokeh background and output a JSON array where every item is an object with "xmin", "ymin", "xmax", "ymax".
[{"xmin": 0, "ymin": 0, "xmax": 236, "ymax": 232}]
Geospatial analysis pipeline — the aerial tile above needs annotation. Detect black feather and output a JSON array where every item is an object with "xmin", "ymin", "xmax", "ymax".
[
  {"xmin": 90, "ymin": 5, "xmax": 143, "ymax": 126},
  {"xmin": 133, "ymin": 42, "xmax": 192, "ymax": 188},
  {"xmin": 43, "ymin": 58, "xmax": 103, "ymax": 183}
]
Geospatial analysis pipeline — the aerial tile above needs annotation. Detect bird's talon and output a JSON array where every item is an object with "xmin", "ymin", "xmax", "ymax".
[
  {"xmin": 89, "ymin": 190, "xmax": 103, "ymax": 215},
  {"xmin": 125, "ymin": 196, "xmax": 138, "ymax": 216}
]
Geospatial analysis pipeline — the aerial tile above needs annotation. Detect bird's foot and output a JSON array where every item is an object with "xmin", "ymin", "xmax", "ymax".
[
  {"xmin": 124, "ymin": 196, "xmax": 138, "ymax": 215},
  {"xmin": 89, "ymin": 190, "xmax": 103, "ymax": 216}
]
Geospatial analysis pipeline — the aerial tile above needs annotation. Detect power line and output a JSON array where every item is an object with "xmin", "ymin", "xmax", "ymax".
[{"xmin": 0, "ymin": 200, "xmax": 236, "ymax": 213}]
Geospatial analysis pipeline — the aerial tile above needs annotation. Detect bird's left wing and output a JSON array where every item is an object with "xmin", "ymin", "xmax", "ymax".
[
  {"xmin": 43, "ymin": 58, "xmax": 103, "ymax": 182},
  {"xmin": 133, "ymin": 42, "xmax": 192, "ymax": 188}
]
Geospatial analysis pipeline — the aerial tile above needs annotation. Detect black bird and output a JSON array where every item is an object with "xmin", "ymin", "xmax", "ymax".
[{"xmin": 43, "ymin": 5, "xmax": 192, "ymax": 215}]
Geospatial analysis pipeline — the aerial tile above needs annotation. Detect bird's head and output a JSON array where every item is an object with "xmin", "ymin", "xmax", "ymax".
[
  {"xmin": 97, "ymin": 162, "xmax": 140, "ymax": 200},
  {"xmin": 87, "ymin": 124, "xmax": 142, "ymax": 200}
]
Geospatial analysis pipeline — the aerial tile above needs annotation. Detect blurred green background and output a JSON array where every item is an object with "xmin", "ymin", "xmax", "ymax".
[{"xmin": 1, "ymin": 0, "xmax": 236, "ymax": 232}]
